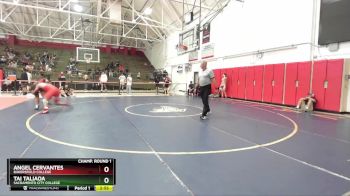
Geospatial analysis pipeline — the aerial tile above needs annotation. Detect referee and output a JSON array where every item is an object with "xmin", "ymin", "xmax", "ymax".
[{"xmin": 197, "ymin": 61, "xmax": 217, "ymax": 120}]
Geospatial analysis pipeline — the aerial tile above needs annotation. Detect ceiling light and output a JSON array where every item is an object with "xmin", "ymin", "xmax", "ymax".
[
  {"xmin": 13, "ymin": 0, "xmax": 19, "ymax": 4},
  {"xmin": 73, "ymin": 4, "xmax": 83, "ymax": 12},
  {"xmin": 71, "ymin": 0, "xmax": 79, "ymax": 2},
  {"xmin": 144, "ymin": 8, "xmax": 152, "ymax": 15}
]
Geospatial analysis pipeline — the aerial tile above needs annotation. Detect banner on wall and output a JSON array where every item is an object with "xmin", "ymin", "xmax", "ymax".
[
  {"xmin": 201, "ymin": 43, "xmax": 215, "ymax": 59},
  {"xmin": 189, "ymin": 50, "xmax": 198, "ymax": 61},
  {"xmin": 202, "ymin": 23, "xmax": 210, "ymax": 44},
  {"xmin": 177, "ymin": 65, "xmax": 183, "ymax": 73}
]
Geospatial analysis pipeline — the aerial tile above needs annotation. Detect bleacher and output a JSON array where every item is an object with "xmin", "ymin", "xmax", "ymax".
[{"xmin": 0, "ymin": 44, "xmax": 155, "ymax": 82}]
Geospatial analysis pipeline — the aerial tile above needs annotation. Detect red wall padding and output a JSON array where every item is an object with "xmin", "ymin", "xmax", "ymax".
[
  {"xmin": 124, "ymin": 47, "xmax": 129, "ymax": 55},
  {"xmin": 130, "ymin": 48, "xmax": 137, "ymax": 55},
  {"xmin": 231, "ymin": 68, "xmax": 239, "ymax": 98},
  {"xmin": 263, "ymin": 65, "xmax": 274, "ymax": 102},
  {"xmin": 271, "ymin": 63, "xmax": 285, "ymax": 104},
  {"xmin": 106, "ymin": 45, "xmax": 112, "ymax": 54},
  {"xmin": 312, "ymin": 60, "xmax": 328, "ymax": 110},
  {"xmin": 206, "ymin": 59, "xmax": 344, "ymax": 112},
  {"xmin": 284, "ymin": 63, "xmax": 298, "ymax": 105},
  {"xmin": 211, "ymin": 69, "xmax": 221, "ymax": 94},
  {"xmin": 324, "ymin": 59, "xmax": 343, "ymax": 112},
  {"xmin": 17, "ymin": 39, "xmax": 78, "ymax": 49},
  {"xmin": 253, "ymin": 66, "xmax": 264, "ymax": 101},
  {"xmin": 245, "ymin": 67, "xmax": 255, "ymax": 100},
  {"xmin": 6, "ymin": 35, "xmax": 146, "ymax": 55},
  {"xmin": 312, "ymin": 59, "xmax": 343, "ymax": 111},
  {"xmin": 237, "ymin": 67, "xmax": 246, "ymax": 99},
  {"xmin": 295, "ymin": 61, "xmax": 312, "ymax": 105},
  {"xmin": 7, "ymin": 35, "xmax": 16, "ymax": 46}
]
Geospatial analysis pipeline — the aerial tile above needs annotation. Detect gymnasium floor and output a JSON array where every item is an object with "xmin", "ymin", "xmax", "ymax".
[{"xmin": 0, "ymin": 95, "xmax": 349, "ymax": 195}]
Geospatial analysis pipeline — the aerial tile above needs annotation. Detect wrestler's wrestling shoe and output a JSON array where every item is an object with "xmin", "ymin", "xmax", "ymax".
[{"xmin": 42, "ymin": 107, "xmax": 49, "ymax": 114}]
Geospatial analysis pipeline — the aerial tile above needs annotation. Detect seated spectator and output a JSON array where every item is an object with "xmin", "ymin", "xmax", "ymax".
[
  {"xmin": 96, "ymin": 67, "xmax": 101, "ymax": 75},
  {"xmin": 39, "ymin": 67, "xmax": 45, "ymax": 75},
  {"xmin": 42, "ymin": 51, "xmax": 49, "ymax": 60},
  {"xmin": 163, "ymin": 70, "xmax": 168, "ymax": 77},
  {"xmin": 7, "ymin": 51, "xmax": 15, "ymax": 60},
  {"xmin": 22, "ymin": 52, "xmax": 31, "ymax": 64},
  {"xmin": 69, "ymin": 57, "xmax": 76, "ymax": 64},
  {"xmin": 2, "ymin": 78, "xmax": 12, "ymax": 93},
  {"xmin": 34, "ymin": 52, "xmax": 41, "ymax": 62},
  {"xmin": 58, "ymin": 72, "xmax": 66, "ymax": 88},
  {"xmin": 39, "ymin": 56, "xmax": 46, "ymax": 66},
  {"xmin": 50, "ymin": 54, "xmax": 57, "ymax": 61},
  {"xmin": 45, "ymin": 67, "xmax": 52, "ymax": 80},
  {"xmin": 188, "ymin": 81, "xmax": 194, "ymax": 96},
  {"xmin": 25, "ymin": 64, "xmax": 34, "ymax": 72},
  {"xmin": 40, "ymin": 51, "xmax": 49, "ymax": 65},
  {"xmin": 209, "ymin": 87, "xmax": 220, "ymax": 98},
  {"xmin": 8, "ymin": 60, "xmax": 17, "ymax": 68},
  {"xmin": 0, "ymin": 56, "xmax": 7, "ymax": 65},
  {"xmin": 108, "ymin": 70, "xmax": 113, "ymax": 78},
  {"xmin": 296, "ymin": 92, "xmax": 316, "ymax": 111},
  {"xmin": 20, "ymin": 67, "xmax": 29, "ymax": 95},
  {"xmin": 48, "ymin": 55, "xmax": 56, "ymax": 68},
  {"xmin": 60, "ymin": 85, "xmax": 74, "ymax": 97},
  {"xmin": 107, "ymin": 62, "xmax": 114, "ymax": 70},
  {"xmin": 118, "ymin": 64, "xmax": 125, "ymax": 73},
  {"xmin": 137, "ymin": 72, "xmax": 141, "ymax": 80},
  {"xmin": 45, "ymin": 64, "xmax": 50, "ymax": 72}
]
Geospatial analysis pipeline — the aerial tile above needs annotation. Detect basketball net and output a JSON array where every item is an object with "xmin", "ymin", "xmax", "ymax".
[{"xmin": 85, "ymin": 58, "xmax": 91, "ymax": 64}]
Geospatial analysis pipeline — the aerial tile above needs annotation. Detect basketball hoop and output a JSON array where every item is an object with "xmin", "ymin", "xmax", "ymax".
[{"xmin": 77, "ymin": 47, "xmax": 100, "ymax": 63}]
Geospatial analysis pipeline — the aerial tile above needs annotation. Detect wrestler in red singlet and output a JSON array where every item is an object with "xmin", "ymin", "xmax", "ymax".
[{"xmin": 33, "ymin": 82, "xmax": 61, "ymax": 114}]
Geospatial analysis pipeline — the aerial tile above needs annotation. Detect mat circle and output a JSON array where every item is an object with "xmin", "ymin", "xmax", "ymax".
[{"xmin": 25, "ymin": 100, "xmax": 299, "ymax": 155}]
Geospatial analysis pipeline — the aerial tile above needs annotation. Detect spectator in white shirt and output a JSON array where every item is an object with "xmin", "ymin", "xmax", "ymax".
[
  {"xmin": 126, "ymin": 74, "xmax": 132, "ymax": 94},
  {"xmin": 118, "ymin": 73, "xmax": 126, "ymax": 95},
  {"xmin": 99, "ymin": 72, "xmax": 108, "ymax": 92},
  {"xmin": 137, "ymin": 72, "xmax": 141, "ymax": 80}
]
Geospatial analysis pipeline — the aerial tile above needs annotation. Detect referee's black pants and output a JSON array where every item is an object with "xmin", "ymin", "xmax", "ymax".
[{"xmin": 200, "ymin": 84, "xmax": 211, "ymax": 116}]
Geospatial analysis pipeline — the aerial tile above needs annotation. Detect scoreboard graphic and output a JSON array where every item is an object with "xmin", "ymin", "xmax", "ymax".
[{"xmin": 7, "ymin": 158, "xmax": 116, "ymax": 191}]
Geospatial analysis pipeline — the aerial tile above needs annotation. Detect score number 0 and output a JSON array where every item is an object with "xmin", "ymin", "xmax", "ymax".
[{"xmin": 103, "ymin": 166, "xmax": 110, "ymax": 184}]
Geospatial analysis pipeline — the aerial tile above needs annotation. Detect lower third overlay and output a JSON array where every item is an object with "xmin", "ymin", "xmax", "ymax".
[{"xmin": 7, "ymin": 158, "xmax": 116, "ymax": 192}]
